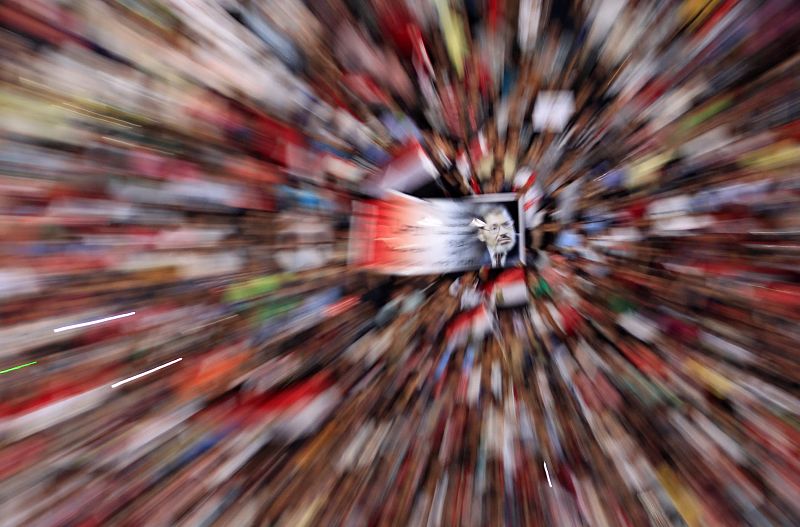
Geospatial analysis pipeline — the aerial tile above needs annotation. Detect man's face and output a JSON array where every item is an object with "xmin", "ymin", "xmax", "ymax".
[{"xmin": 478, "ymin": 209, "xmax": 516, "ymax": 253}]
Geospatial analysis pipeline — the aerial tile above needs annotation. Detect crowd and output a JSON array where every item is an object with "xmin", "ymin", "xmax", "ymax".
[{"xmin": 0, "ymin": 0, "xmax": 798, "ymax": 526}]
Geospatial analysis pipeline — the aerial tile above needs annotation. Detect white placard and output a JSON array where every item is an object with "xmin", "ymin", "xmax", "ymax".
[{"xmin": 533, "ymin": 91, "xmax": 575, "ymax": 132}]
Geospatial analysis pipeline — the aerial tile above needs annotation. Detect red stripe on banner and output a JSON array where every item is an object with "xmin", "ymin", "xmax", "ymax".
[
  {"xmin": 494, "ymin": 268, "xmax": 526, "ymax": 284},
  {"xmin": 471, "ymin": 178, "xmax": 482, "ymax": 194}
]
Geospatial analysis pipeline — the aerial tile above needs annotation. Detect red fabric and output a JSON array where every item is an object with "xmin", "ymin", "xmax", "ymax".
[
  {"xmin": 252, "ymin": 115, "xmax": 304, "ymax": 166},
  {"xmin": 627, "ymin": 200, "xmax": 648, "ymax": 221},
  {"xmin": 470, "ymin": 177, "xmax": 482, "ymax": 194},
  {"xmin": 701, "ymin": 261, "xmax": 753, "ymax": 276},
  {"xmin": 446, "ymin": 305, "xmax": 489, "ymax": 338},
  {"xmin": 468, "ymin": 135, "xmax": 487, "ymax": 160},
  {"xmin": 486, "ymin": 0, "xmax": 502, "ymax": 31},
  {"xmin": 476, "ymin": 61, "xmax": 492, "ymax": 98},
  {"xmin": 777, "ymin": 119, "xmax": 800, "ymax": 142},
  {"xmin": 0, "ymin": 5, "xmax": 72, "ymax": 45},
  {"xmin": 378, "ymin": 7, "xmax": 416, "ymax": 58},
  {"xmin": 493, "ymin": 268, "xmax": 526, "ymax": 285},
  {"xmin": 410, "ymin": 26, "xmax": 433, "ymax": 75},
  {"xmin": 694, "ymin": 0, "xmax": 737, "ymax": 41},
  {"xmin": 560, "ymin": 305, "xmax": 581, "ymax": 335},
  {"xmin": 162, "ymin": 159, "xmax": 201, "ymax": 182},
  {"xmin": 523, "ymin": 200, "xmax": 537, "ymax": 211},
  {"xmin": 259, "ymin": 373, "xmax": 332, "ymax": 412},
  {"xmin": 629, "ymin": 343, "xmax": 668, "ymax": 379},
  {"xmin": 665, "ymin": 317, "xmax": 698, "ymax": 343},
  {"xmin": 517, "ymin": 171, "xmax": 538, "ymax": 191},
  {"xmin": 751, "ymin": 283, "xmax": 800, "ymax": 306}
]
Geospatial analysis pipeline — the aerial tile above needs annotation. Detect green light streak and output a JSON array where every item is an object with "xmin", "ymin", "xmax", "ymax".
[{"xmin": 0, "ymin": 361, "xmax": 37, "ymax": 374}]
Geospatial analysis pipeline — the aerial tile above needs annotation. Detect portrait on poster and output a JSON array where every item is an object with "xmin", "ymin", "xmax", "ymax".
[
  {"xmin": 467, "ymin": 195, "xmax": 523, "ymax": 268},
  {"xmin": 350, "ymin": 192, "xmax": 524, "ymax": 275}
]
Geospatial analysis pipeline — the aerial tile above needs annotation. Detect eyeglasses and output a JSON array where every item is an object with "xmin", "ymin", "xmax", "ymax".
[{"xmin": 482, "ymin": 221, "xmax": 514, "ymax": 232}]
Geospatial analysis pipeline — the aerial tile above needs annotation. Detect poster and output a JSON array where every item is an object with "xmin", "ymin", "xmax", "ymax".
[
  {"xmin": 532, "ymin": 91, "xmax": 575, "ymax": 132},
  {"xmin": 350, "ymin": 193, "xmax": 525, "ymax": 275}
]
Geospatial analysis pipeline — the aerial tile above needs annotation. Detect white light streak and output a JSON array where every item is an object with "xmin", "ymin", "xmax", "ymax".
[
  {"xmin": 110, "ymin": 358, "xmax": 182, "ymax": 388},
  {"xmin": 54, "ymin": 312, "xmax": 136, "ymax": 333},
  {"xmin": 544, "ymin": 461, "xmax": 553, "ymax": 487}
]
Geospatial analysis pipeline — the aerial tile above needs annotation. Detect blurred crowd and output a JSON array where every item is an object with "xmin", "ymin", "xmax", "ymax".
[{"xmin": 1, "ymin": 0, "xmax": 799, "ymax": 526}]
